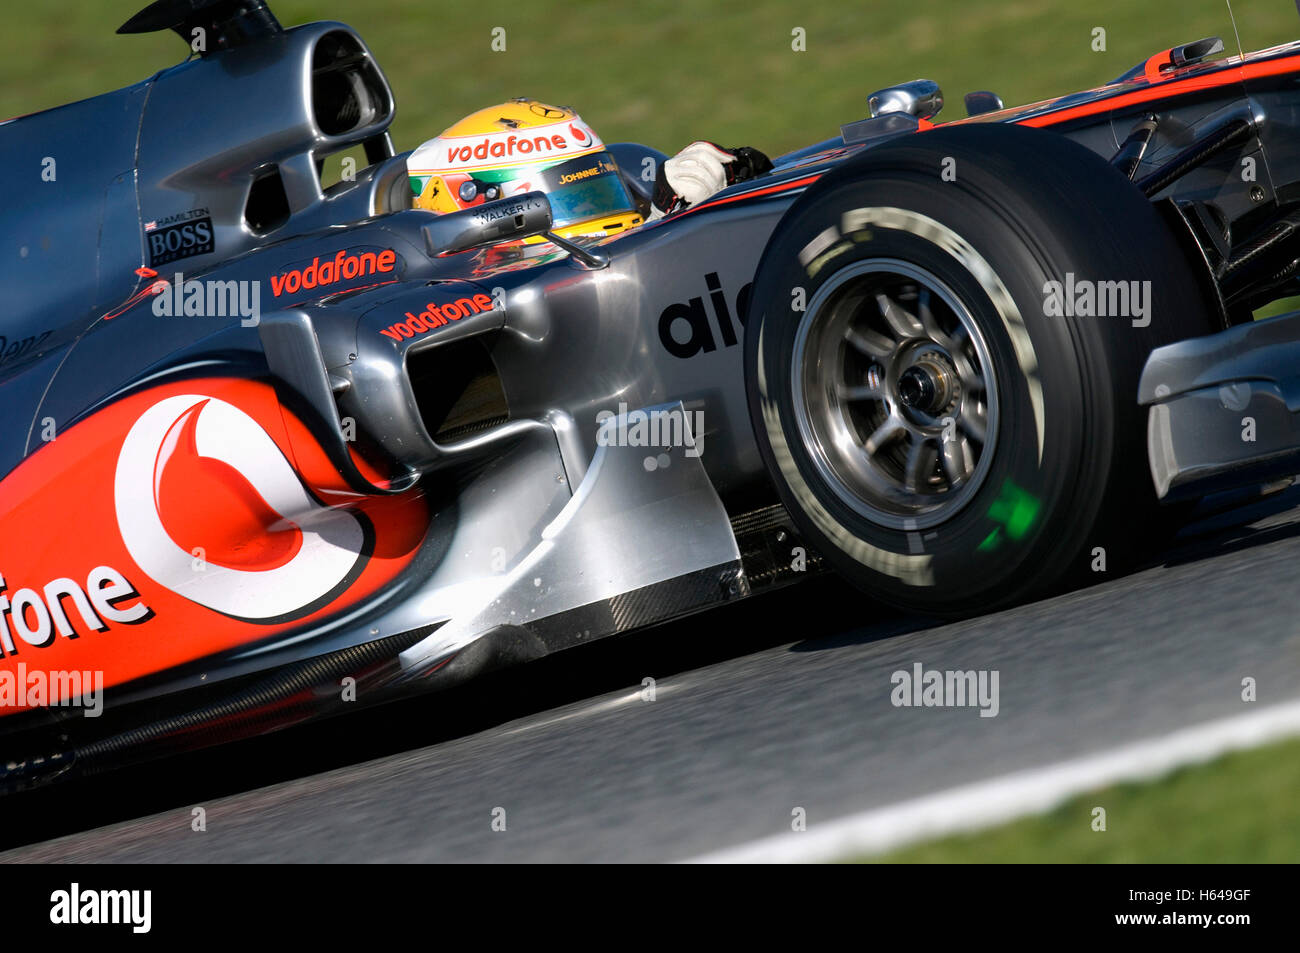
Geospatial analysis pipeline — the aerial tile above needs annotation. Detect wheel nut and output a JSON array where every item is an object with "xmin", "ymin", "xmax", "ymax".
[{"xmin": 899, "ymin": 366, "xmax": 937, "ymax": 410}]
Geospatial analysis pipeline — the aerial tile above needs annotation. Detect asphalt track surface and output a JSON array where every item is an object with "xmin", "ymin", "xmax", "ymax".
[{"xmin": 3, "ymin": 485, "xmax": 1300, "ymax": 863}]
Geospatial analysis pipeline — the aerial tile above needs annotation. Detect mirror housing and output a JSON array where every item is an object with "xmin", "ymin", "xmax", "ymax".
[
  {"xmin": 421, "ymin": 191, "xmax": 553, "ymax": 256},
  {"xmin": 963, "ymin": 90, "xmax": 1004, "ymax": 117},
  {"xmin": 867, "ymin": 79, "xmax": 944, "ymax": 121}
]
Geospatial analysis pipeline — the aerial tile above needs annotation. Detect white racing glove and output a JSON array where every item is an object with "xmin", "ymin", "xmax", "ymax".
[
  {"xmin": 664, "ymin": 141, "xmax": 735, "ymax": 206},
  {"xmin": 650, "ymin": 141, "xmax": 772, "ymax": 219}
]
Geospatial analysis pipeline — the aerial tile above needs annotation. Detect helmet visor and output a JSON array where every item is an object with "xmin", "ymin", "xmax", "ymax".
[
  {"xmin": 480, "ymin": 152, "xmax": 636, "ymax": 228},
  {"xmin": 546, "ymin": 172, "xmax": 636, "ymax": 228}
]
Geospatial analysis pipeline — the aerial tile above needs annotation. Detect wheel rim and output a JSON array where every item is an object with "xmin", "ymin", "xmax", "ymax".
[{"xmin": 790, "ymin": 258, "xmax": 1000, "ymax": 531}]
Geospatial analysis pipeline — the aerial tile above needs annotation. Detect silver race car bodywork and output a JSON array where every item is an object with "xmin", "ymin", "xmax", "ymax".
[{"xmin": 5, "ymin": 1, "xmax": 1300, "ymax": 780}]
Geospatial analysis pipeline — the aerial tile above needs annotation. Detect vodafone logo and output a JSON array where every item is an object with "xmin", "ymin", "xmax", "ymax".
[
  {"xmin": 269, "ymin": 248, "xmax": 398, "ymax": 299},
  {"xmin": 114, "ymin": 395, "xmax": 369, "ymax": 623},
  {"xmin": 426, "ymin": 121, "xmax": 604, "ymax": 172},
  {"xmin": 569, "ymin": 122, "xmax": 591, "ymax": 146}
]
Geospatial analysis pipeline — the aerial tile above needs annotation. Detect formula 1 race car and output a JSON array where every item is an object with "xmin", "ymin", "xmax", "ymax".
[{"xmin": 4, "ymin": 0, "xmax": 1300, "ymax": 784}]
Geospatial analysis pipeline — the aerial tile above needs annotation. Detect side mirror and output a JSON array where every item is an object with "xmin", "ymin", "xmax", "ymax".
[
  {"xmin": 421, "ymin": 191, "xmax": 553, "ymax": 256},
  {"xmin": 419, "ymin": 190, "xmax": 609, "ymax": 268},
  {"xmin": 867, "ymin": 79, "xmax": 944, "ymax": 121},
  {"xmin": 963, "ymin": 90, "xmax": 1004, "ymax": 117}
]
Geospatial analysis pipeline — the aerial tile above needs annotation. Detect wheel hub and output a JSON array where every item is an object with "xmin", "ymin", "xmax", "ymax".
[
  {"xmin": 790, "ymin": 259, "xmax": 1000, "ymax": 530},
  {"xmin": 896, "ymin": 356, "xmax": 956, "ymax": 418}
]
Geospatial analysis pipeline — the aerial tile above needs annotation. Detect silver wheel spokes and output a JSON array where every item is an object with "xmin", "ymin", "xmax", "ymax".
[
  {"xmin": 837, "ymin": 288, "xmax": 989, "ymax": 490},
  {"xmin": 793, "ymin": 261, "xmax": 1000, "ymax": 529}
]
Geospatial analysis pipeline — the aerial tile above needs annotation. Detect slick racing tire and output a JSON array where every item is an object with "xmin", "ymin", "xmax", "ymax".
[{"xmin": 744, "ymin": 123, "xmax": 1216, "ymax": 614}]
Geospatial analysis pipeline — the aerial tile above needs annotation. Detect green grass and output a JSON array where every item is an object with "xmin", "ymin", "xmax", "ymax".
[
  {"xmin": 1254, "ymin": 295, "xmax": 1300, "ymax": 320},
  {"xmin": 862, "ymin": 734, "xmax": 1300, "ymax": 863},
  {"xmin": 3, "ymin": 2, "xmax": 1297, "ymax": 156}
]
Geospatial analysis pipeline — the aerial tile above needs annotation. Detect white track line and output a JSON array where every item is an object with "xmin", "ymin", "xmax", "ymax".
[{"xmin": 689, "ymin": 700, "xmax": 1300, "ymax": 863}]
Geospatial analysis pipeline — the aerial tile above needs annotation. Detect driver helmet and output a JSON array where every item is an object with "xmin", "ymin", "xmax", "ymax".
[{"xmin": 408, "ymin": 98, "xmax": 642, "ymax": 240}]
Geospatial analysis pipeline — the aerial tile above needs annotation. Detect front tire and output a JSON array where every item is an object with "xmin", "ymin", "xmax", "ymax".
[{"xmin": 745, "ymin": 123, "xmax": 1215, "ymax": 614}]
